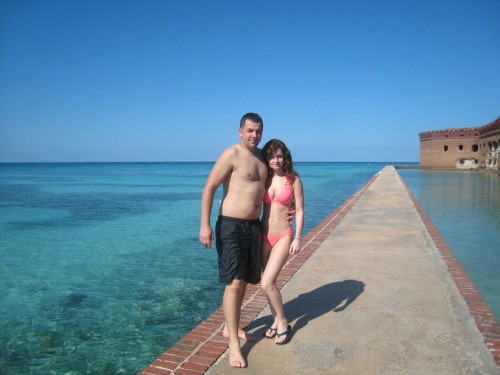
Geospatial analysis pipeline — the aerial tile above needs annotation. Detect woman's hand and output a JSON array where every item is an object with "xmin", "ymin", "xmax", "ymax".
[
  {"xmin": 286, "ymin": 202, "xmax": 296, "ymax": 223},
  {"xmin": 289, "ymin": 238, "xmax": 301, "ymax": 255}
]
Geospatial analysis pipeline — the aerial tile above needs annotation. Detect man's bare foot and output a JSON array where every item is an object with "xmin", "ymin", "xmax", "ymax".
[
  {"xmin": 228, "ymin": 346, "xmax": 247, "ymax": 368},
  {"xmin": 222, "ymin": 326, "xmax": 256, "ymax": 341}
]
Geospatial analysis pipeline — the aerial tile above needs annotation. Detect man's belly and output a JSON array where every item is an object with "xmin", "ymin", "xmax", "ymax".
[{"xmin": 219, "ymin": 198, "xmax": 262, "ymax": 220}]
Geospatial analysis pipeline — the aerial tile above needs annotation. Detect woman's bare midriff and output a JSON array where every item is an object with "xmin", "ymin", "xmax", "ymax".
[{"xmin": 262, "ymin": 203, "xmax": 291, "ymax": 235}]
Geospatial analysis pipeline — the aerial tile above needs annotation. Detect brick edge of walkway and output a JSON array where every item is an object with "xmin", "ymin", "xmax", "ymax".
[
  {"xmin": 396, "ymin": 170, "xmax": 500, "ymax": 368},
  {"xmin": 137, "ymin": 172, "xmax": 380, "ymax": 375}
]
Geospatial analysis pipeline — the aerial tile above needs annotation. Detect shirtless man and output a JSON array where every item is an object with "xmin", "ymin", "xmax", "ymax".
[{"xmin": 199, "ymin": 113, "xmax": 267, "ymax": 368}]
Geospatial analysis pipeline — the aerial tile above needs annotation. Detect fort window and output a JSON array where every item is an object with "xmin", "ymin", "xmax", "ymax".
[
  {"xmin": 443, "ymin": 145, "xmax": 448, "ymax": 152},
  {"xmin": 458, "ymin": 145, "xmax": 464, "ymax": 151},
  {"xmin": 472, "ymin": 144, "xmax": 478, "ymax": 152}
]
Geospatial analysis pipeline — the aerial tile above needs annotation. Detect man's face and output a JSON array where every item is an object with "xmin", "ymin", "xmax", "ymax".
[{"xmin": 239, "ymin": 120, "xmax": 263, "ymax": 151}]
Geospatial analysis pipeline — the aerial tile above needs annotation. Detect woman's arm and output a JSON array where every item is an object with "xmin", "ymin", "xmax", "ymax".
[{"xmin": 289, "ymin": 176, "xmax": 304, "ymax": 255}]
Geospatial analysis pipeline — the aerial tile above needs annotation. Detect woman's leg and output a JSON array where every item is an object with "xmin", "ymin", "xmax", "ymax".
[
  {"xmin": 261, "ymin": 240, "xmax": 277, "ymax": 335},
  {"xmin": 261, "ymin": 235, "xmax": 292, "ymax": 343}
]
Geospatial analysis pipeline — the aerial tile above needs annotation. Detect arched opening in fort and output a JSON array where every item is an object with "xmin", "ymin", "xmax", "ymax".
[
  {"xmin": 472, "ymin": 144, "xmax": 478, "ymax": 152},
  {"xmin": 456, "ymin": 158, "xmax": 479, "ymax": 169},
  {"xmin": 458, "ymin": 145, "xmax": 464, "ymax": 151},
  {"xmin": 443, "ymin": 145, "xmax": 448, "ymax": 152}
]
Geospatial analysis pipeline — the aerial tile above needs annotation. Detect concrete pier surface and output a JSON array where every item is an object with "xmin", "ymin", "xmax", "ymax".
[{"xmin": 139, "ymin": 166, "xmax": 500, "ymax": 375}]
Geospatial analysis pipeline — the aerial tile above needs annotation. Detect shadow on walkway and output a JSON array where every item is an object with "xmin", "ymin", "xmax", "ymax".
[{"xmin": 242, "ymin": 279, "xmax": 365, "ymax": 353}]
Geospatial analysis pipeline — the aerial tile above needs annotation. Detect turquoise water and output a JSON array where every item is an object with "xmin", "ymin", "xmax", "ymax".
[
  {"xmin": 398, "ymin": 168, "xmax": 500, "ymax": 321},
  {"xmin": 0, "ymin": 162, "xmax": 408, "ymax": 375}
]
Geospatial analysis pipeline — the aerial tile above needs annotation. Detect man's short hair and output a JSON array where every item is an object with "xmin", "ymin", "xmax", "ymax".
[{"xmin": 240, "ymin": 113, "xmax": 263, "ymax": 129}]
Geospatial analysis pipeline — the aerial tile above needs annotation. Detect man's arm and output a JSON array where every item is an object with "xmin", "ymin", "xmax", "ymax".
[{"xmin": 199, "ymin": 147, "xmax": 235, "ymax": 248}]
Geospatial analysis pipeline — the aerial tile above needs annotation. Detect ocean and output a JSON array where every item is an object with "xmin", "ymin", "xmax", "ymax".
[{"xmin": 1, "ymin": 162, "xmax": 497, "ymax": 375}]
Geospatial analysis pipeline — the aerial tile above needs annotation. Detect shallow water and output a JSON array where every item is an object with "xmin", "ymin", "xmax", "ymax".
[
  {"xmin": 398, "ymin": 168, "xmax": 500, "ymax": 321},
  {"xmin": 0, "ymin": 162, "xmax": 401, "ymax": 375}
]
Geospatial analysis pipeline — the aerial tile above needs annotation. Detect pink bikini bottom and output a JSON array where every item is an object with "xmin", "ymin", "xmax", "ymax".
[{"xmin": 263, "ymin": 228, "xmax": 293, "ymax": 247}]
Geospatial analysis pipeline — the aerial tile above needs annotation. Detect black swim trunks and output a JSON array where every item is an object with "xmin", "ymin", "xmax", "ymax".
[{"xmin": 215, "ymin": 215, "xmax": 262, "ymax": 285}]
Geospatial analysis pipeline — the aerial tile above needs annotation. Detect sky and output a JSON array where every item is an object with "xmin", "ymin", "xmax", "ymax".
[{"xmin": 1, "ymin": 0, "xmax": 499, "ymax": 163}]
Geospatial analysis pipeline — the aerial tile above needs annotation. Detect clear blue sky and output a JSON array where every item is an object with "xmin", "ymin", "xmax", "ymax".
[{"xmin": 1, "ymin": 0, "xmax": 499, "ymax": 162}]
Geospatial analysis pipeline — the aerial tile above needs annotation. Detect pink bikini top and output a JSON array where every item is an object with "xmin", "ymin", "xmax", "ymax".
[{"xmin": 264, "ymin": 178, "xmax": 294, "ymax": 206}]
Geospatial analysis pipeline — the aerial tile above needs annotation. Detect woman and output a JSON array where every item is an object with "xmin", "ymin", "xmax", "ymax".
[{"xmin": 260, "ymin": 139, "xmax": 304, "ymax": 345}]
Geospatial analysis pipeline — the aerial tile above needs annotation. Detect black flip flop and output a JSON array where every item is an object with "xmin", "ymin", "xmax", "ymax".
[
  {"xmin": 264, "ymin": 326, "xmax": 277, "ymax": 338},
  {"xmin": 275, "ymin": 325, "xmax": 292, "ymax": 345}
]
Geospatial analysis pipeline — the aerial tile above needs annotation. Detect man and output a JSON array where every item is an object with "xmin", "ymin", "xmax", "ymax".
[{"xmin": 200, "ymin": 112, "xmax": 267, "ymax": 368}]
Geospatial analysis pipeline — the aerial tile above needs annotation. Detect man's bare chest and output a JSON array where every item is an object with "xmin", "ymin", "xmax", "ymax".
[{"xmin": 235, "ymin": 161, "xmax": 267, "ymax": 182}]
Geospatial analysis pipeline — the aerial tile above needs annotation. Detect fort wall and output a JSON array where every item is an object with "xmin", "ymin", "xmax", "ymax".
[{"xmin": 419, "ymin": 118, "xmax": 500, "ymax": 171}]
